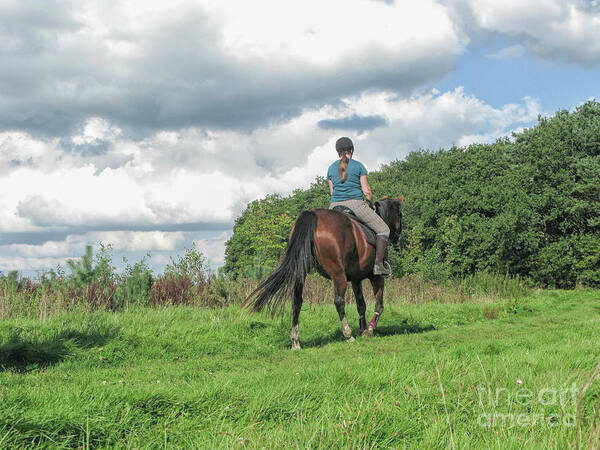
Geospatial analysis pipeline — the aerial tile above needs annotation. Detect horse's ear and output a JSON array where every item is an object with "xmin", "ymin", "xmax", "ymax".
[{"xmin": 397, "ymin": 195, "xmax": 405, "ymax": 203}]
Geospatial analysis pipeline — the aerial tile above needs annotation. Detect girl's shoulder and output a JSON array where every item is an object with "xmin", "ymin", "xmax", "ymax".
[{"xmin": 349, "ymin": 158, "xmax": 367, "ymax": 172}]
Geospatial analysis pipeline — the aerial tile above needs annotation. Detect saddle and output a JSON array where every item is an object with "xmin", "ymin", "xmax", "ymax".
[{"xmin": 331, "ymin": 205, "xmax": 377, "ymax": 246}]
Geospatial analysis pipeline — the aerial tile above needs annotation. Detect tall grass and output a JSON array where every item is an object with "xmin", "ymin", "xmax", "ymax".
[{"xmin": 0, "ymin": 246, "xmax": 530, "ymax": 319}]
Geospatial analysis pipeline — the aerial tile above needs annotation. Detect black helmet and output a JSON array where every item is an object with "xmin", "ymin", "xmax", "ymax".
[{"xmin": 335, "ymin": 137, "xmax": 354, "ymax": 153}]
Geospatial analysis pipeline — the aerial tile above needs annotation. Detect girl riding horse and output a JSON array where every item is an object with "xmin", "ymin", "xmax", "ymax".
[
  {"xmin": 244, "ymin": 137, "xmax": 403, "ymax": 349},
  {"xmin": 328, "ymin": 136, "xmax": 392, "ymax": 276}
]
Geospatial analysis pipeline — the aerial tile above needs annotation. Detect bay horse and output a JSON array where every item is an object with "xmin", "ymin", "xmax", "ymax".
[{"xmin": 243, "ymin": 197, "xmax": 403, "ymax": 349}]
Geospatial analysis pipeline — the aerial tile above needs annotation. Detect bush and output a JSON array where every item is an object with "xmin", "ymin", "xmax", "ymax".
[
  {"xmin": 115, "ymin": 255, "xmax": 153, "ymax": 308},
  {"xmin": 165, "ymin": 244, "xmax": 208, "ymax": 285},
  {"xmin": 575, "ymin": 234, "xmax": 600, "ymax": 287}
]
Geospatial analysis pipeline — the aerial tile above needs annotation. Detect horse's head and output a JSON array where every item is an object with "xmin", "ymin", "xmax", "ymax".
[{"xmin": 375, "ymin": 196, "xmax": 404, "ymax": 250}]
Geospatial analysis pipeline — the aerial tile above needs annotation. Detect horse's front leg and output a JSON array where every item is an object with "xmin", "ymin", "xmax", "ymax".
[
  {"xmin": 351, "ymin": 280, "xmax": 367, "ymax": 333},
  {"xmin": 364, "ymin": 275, "xmax": 385, "ymax": 337},
  {"xmin": 333, "ymin": 275, "xmax": 354, "ymax": 342},
  {"xmin": 291, "ymin": 280, "xmax": 303, "ymax": 350}
]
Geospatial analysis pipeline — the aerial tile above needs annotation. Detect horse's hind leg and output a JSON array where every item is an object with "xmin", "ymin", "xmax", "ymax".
[
  {"xmin": 333, "ymin": 274, "xmax": 354, "ymax": 342},
  {"xmin": 351, "ymin": 281, "xmax": 367, "ymax": 333},
  {"xmin": 291, "ymin": 280, "xmax": 303, "ymax": 350},
  {"xmin": 364, "ymin": 276, "xmax": 385, "ymax": 338}
]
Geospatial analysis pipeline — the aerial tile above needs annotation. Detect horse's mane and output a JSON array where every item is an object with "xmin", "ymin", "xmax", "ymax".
[
  {"xmin": 376, "ymin": 196, "xmax": 404, "ymax": 243},
  {"xmin": 376, "ymin": 197, "xmax": 402, "ymax": 222}
]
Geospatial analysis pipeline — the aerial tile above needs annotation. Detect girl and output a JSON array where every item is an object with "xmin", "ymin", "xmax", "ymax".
[{"xmin": 327, "ymin": 137, "xmax": 391, "ymax": 276}]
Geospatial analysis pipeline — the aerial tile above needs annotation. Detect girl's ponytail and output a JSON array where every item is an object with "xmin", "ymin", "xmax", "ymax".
[
  {"xmin": 335, "ymin": 137, "xmax": 354, "ymax": 184},
  {"xmin": 339, "ymin": 152, "xmax": 349, "ymax": 183}
]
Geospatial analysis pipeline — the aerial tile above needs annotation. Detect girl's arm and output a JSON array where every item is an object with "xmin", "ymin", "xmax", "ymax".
[
  {"xmin": 328, "ymin": 179, "xmax": 333, "ymax": 195},
  {"xmin": 360, "ymin": 175, "xmax": 375, "ymax": 209}
]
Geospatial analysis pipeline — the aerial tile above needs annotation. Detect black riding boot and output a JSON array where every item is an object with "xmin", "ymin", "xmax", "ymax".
[{"xmin": 373, "ymin": 235, "xmax": 391, "ymax": 276}]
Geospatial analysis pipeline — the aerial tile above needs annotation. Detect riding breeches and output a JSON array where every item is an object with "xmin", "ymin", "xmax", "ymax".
[{"xmin": 329, "ymin": 199, "xmax": 390, "ymax": 237}]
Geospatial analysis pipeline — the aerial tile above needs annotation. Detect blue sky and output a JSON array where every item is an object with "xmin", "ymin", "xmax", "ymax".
[
  {"xmin": 0, "ymin": 0, "xmax": 599, "ymax": 276},
  {"xmin": 437, "ymin": 38, "xmax": 600, "ymax": 113}
]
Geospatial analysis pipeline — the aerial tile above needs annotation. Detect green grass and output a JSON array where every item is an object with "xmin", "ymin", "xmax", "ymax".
[{"xmin": 1, "ymin": 290, "xmax": 599, "ymax": 448}]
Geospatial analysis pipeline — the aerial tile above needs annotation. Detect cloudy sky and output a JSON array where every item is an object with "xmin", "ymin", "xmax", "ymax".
[{"xmin": 1, "ymin": 0, "xmax": 599, "ymax": 275}]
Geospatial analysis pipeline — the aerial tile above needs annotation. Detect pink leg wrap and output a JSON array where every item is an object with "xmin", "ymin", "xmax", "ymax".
[{"xmin": 369, "ymin": 312, "xmax": 380, "ymax": 330}]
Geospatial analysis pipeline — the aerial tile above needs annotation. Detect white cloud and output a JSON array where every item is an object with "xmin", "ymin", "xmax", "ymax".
[
  {"xmin": 486, "ymin": 44, "xmax": 526, "ymax": 59},
  {"xmin": 213, "ymin": 0, "xmax": 457, "ymax": 67},
  {"xmin": 0, "ymin": 255, "xmax": 70, "ymax": 273},
  {"xmin": 328, "ymin": 88, "xmax": 542, "ymax": 166},
  {"xmin": 0, "ymin": 230, "xmax": 223, "ymax": 272},
  {"xmin": 0, "ymin": 0, "xmax": 463, "ymax": 136},
  {"xmin": 2, "ymin": 231, "xmax": 183, "ymax": 259},
  {"xmin": 448, "ymin": 0, "xmax": 600, "ymax": 65},
  {"xmin": 191, "ymin": 232, "xmax": 229, "ymax": 266},
  {"xmin": 0, "ymin": 88, "xmax": 543, "ymax": 239}
]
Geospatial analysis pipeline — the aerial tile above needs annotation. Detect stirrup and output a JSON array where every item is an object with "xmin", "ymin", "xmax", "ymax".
[{"xmin": 373, "ymin": 261, "xmax": 392, "ymax": 277}]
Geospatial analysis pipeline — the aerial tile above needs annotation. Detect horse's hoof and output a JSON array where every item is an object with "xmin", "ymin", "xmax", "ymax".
[
  {"xmin": 291, "ymin": 342, "xmax": 302, "ymax": 350},
  {"xmin": 362, "ymin": 329, "xmax": 374, "ymax": 338},
  {"xmin": 347, "ymin": 336, "xmax": 355, "ymax": 343},
  {"xmin": 359, "ymin": 318, "xmax": 367, "ymax": 332}
]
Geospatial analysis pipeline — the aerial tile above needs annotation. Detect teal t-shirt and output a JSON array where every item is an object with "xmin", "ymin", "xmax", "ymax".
[{"xmin": 327, "ymin": 158, "xmax": 368, "ymax": 202}]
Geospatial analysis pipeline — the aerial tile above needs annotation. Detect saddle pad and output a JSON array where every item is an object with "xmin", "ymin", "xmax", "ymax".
[{"xmin": 331, "ymin": 206, "xmax": 377, "ymax": 246}]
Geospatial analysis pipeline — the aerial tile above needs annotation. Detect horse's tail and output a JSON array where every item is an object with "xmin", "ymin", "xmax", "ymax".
[{"xmin": 243, "ymin": 210, "xmax": 318, "ymax": 314}]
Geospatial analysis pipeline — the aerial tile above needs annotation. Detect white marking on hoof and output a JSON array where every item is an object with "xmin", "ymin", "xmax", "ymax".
[
  {"xmin": 290, "ymin": 325, "xmax": 300, "ymax": 350},
  {"xmin": 362, "ymin": 326, "xmax": 374, "ymax": 338},
  {"xmin": 347, "ymin": 336, "xmax": 355, "ymax": 343},
  {"xmin": 341, "ymin": 317, "xmax": 353, "ymax": 339}
]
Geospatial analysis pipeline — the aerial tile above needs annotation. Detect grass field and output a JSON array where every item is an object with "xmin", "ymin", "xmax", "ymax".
[{"xmin": 1, "ymin": 289, "xmax": 600, "ymax": 448}]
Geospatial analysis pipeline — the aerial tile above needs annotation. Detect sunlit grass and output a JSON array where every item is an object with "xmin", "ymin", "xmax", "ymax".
[{"xmin": 1, "ymin": 289, "xmax": 599, "ymax": 448}]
